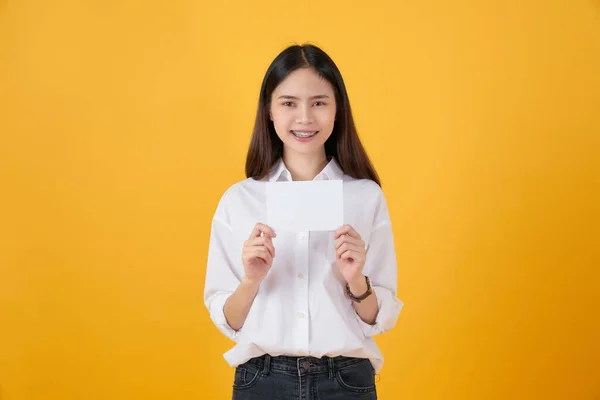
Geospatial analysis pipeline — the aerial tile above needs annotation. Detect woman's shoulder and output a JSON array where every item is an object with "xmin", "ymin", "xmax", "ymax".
[
  {"xmin": 216, "ymin": 177, "xmax": 262, "ymax": 203},
  {"xmin": 343, "ymin": 176, "xmax": 386, "ymax": 199},
  {"xmin": 212, "ymin": 177, "xmax": 264, "ymax": 217},
  {"xmin": 343, "ymin": 176, "xmax": 392, "ymax": 223}
]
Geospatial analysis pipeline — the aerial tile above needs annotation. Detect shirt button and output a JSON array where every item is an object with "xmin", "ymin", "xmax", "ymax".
[
  {"xmin": 298, "ymin": 232, "xmax": 308, "ymax": 240},
  {"xmin": 298, "ymin": 273, "xmax": 304, "ymax": 279},
  {"xmin": 297, "ymin": 312, "xmax": 304, "ymax": 318},
  {"xmin": 302, "ymin": 361, "xmax": 310, "ymax": 370}
]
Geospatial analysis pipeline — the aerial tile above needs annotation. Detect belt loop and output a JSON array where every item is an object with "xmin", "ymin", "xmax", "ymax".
[
  {"xmin": 327, "ymin": 357, "xmax": 335, "ymax": 380},
  {"xmin": 262, "ymin": 354, "xmax": 271, "ymax": 376}
]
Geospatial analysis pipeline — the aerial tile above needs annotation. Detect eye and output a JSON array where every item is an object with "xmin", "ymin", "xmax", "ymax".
[
  {"xmin": 313, "ymin": 101, "xmax": 326, "ymax": 106},
  {"xmin": 282, "ymin": 101, "xmax": 294, "ymax": 107}
]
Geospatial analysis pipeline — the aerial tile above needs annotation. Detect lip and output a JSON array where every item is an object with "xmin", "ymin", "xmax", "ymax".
[{"xmin": 290, "ymin": 130, "xmax": 319, "ymax": 142}]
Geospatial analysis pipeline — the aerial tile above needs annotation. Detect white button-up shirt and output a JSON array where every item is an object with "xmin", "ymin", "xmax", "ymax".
[{"xmin": 204, "ymin": 158, "xmax": 403, "ymax": 373}]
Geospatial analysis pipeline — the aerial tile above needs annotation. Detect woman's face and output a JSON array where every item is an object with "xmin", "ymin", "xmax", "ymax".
[{"xmin": 270, "ymin": 67, "xmax": 337, "ymax": 158}]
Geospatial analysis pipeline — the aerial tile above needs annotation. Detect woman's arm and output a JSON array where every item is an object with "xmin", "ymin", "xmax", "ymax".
[
  {"xmin": 347, "ymin": 275, "xmax": 379, "ymax": 325},
  {"xmin": 206, "ymin": 213, "xmax": 276, "ymax": 336},
  {"xmin": 334, "ymin": 186, "xmax": 403, "ymax": 337},
  {"xmin": 223, "ymin": 276, "xmax": 261, "ymax": 331}
]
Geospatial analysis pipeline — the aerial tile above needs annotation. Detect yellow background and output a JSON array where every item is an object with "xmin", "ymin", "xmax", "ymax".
[{"xmin": 1, "ymin": 0, "xmax": 599, "ymax": 399}]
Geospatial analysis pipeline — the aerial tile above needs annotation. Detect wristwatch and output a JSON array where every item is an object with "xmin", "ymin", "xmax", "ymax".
[{"xmin": 345, "ymin": 276, "xmax": 372, "ymax": 303}]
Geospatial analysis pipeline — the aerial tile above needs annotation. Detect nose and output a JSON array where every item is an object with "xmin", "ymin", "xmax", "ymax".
[{"xmin": 295, "ymin": 104, "xmax": 313, "ymax": 124}]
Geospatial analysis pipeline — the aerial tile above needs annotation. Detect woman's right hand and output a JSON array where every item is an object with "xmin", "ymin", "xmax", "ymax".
[{"xmin": 242, "ymin": 223, "xmax": 276, "ymax": 284}]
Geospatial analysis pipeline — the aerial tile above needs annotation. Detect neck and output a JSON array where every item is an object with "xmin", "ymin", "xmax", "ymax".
[{"xmin": 282, "ymin": 150, "xmax": 329, "ymax": 181}]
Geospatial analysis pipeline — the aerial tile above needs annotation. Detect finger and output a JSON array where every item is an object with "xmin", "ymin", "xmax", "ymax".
[
  {"xmin": 244, "ymin": 248, "xmax": 273, "ymax": 265},
  {"xmin": 334, "ymin": 224, "xmax": 360, "ymax": 240},
  {"xmin": 249, "ymin": 223, "xmax": 265, "ymax": 239},
  {"xmin": 246, "ymin": 236, "xmax": 276, "ymax": 258},
  {"xmin": 249, "ymin": 223, "xmax": 277, "ymax": 239},
  {"xmin": 257, "ymin": 248, "xmax": 273, "ymax": 265},
  {"xmin": 260, "ymin": 238, "xmax": 276, "ymax": 259},
  {"xmin": 252, "ymin": 248, "xmax": 272, "ymax": 265},
  {"xmin": 264, "ymin": 236, "xmax": 276, "ymax": 258},
  {"xmin": 336, "ymin": 242, "xmax": 363, "ymax": 258},
  {"xmin": 340, "ymin": 249, "xmax": 363, "ymax": 261},
  {"xmin": 334, "ymin": 235, "xmax": 363, "ymax": 250}
]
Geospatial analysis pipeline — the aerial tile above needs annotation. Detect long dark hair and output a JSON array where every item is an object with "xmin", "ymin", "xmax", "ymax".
[{"xmin": 245, "ymin": 43, "xmax": 381, "ymax": 186}]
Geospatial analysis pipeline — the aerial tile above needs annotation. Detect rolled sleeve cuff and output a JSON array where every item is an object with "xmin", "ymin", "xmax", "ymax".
[
  {"xmin": 355, "ymin": 286, "xmax": 403, "ymax": 337},
  {"xmin": 207, "ymin": 291, "xmax": 241, "ymax": 342}
]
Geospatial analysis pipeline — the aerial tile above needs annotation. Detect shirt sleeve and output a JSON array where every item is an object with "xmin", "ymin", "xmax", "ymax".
[
  {"xmin": 353, "ymin": 189, "xmax": 403, "ymax": 337},
  {"xmin": 203, "ymin": 192, "xmax": 243, "ymax": 342}
]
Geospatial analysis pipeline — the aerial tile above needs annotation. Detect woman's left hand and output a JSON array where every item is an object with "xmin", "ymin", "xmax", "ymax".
[{"xmin": 334, "ymin": 224, "xmax": 366, "ymax": 284}]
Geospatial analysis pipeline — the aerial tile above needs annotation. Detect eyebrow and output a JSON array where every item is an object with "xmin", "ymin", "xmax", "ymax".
[{"xmin": 277, "ymin": 95, "xmax": 330, "ymax": 100}]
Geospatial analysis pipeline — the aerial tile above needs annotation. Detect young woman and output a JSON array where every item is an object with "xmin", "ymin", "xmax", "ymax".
[{"xmin": 204, "ymin": 43, "xmax": 403, "ymax": 400}]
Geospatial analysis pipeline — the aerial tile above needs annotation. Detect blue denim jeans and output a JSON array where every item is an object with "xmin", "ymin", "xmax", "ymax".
[{"xmin": 232, "ymin": 354, "xmax": 377, "ymax": 399}]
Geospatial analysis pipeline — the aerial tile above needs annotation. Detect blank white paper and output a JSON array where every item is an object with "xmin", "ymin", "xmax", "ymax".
[{"xmin": 266, "ymin": 180, "xmax": 343, "ymax": 232}]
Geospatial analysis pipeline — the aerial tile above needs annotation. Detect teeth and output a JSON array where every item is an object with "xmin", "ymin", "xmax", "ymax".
[{"xmin": 292, "ymin": 131, "xmax": 317, "ymax": 138}]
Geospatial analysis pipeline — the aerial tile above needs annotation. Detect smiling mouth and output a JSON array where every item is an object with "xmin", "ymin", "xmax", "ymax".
[{"xmin": 291, "ymin": 130, "xmax": 318, "ymax": 138}]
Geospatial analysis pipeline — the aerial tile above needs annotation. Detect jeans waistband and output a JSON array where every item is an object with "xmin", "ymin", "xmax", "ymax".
[{"xmin": 243, "ymin": 354, "xmax": 368, "ymax": 378}]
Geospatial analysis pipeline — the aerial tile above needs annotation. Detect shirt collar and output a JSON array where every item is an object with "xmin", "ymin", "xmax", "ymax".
[{"xmin": 268, "ymin": 157, "xmax": 344, "ymax": 182}]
